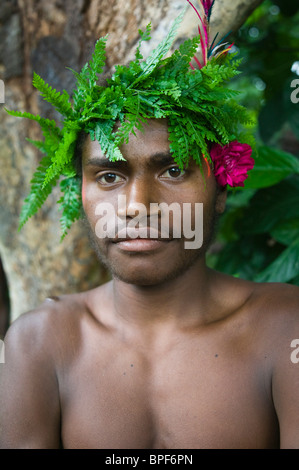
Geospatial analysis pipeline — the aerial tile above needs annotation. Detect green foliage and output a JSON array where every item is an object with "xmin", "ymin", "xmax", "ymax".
[
  {"xmin": 131, "ymin": 7, "xmax": 187, "ymax": 87},
  {"xmin": 18, "ymin": 154, "xmax": 59, "ymax": 230},
  {"xmin": 207, "ymin": 0, "xmax": 299, "ymax": 286},
  {"xmin": 43, "ymin": 129, "xmax": 78, "ymax": 187},
  {"xmin": 58, "ymin": 177, "xmax": 82, "ymax": 241},
  {"xmin": 32, "ymin": 73, "xmax": 73, "ymax": 118}
]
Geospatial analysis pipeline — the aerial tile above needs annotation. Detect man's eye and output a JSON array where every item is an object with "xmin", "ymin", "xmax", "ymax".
[
  {"xmin": 97, "ymin": 173, "xmax": 122, "ymax": 185},
  {"xmin": 161, "ymin": 167, "xmax": 186, "ymax": 179}
]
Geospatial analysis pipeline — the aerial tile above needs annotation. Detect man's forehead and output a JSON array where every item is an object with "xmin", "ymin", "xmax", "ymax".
[{"xmin": 82, "ymin": 119, "xmax": 171, "ymax": 166}]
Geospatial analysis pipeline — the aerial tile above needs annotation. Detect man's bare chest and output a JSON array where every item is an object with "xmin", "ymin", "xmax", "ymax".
[{"xmin": 58, "ymin": 335, "xmax": 279, "ymax": 449}]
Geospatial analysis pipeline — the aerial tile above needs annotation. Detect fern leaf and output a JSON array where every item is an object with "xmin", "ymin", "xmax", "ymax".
[
  {"xmin": 88, "ymin": 35, "xmax": 108, "ymax": 87},
  {"xmin": 114, "ymin": 94, "xmax": 148, "ymax": 145},
  {"xmin": 43, "ymin": 129, "xmax": 78, "ymax": 187},
  {"xmin": 163, "ymin": 36, "xmax": 201, "ymax": 78},
  {"xmin": 32, "ymin": 72, "xmax": 73, "ymax": 118},
  {"xmin": 5, "ymin": 109, "xmax": 62, "ymax": 137},
  {"xmin": 71, "ymin": 35, "xmax": 108, "ymax": 112},
  {"xmin": 134, "ymin": 23, "xmax": 152, "ymax": 63},
  {"xmin": 185, "ymin": 116, "xmax": 210, "ymax": 164},
  {"xmin": 58, "ymin": 176, "xmax": 82, "ymax": 240},
  {"xmin": 94, "ymin": 121, "xmax": 125, "ymax": 161},
  {"xmin": 131, "ymin": 6, "xmax": 187, "ymax": 87},
  {"xmin": 168, "ymin": 115, "xmax": 190, "ymax": 169},
  {"xmin": 18, "ymin": 155, "xmax": 59, "ymax": 229}
]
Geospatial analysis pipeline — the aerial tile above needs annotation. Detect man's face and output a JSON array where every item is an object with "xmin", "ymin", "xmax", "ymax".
[{"xmin": 81, "ymin": 119, "xmax": 226, "ymax": 286}]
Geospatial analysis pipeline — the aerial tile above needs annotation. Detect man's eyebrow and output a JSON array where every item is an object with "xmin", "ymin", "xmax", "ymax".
[
  {"xmin": 84, "ymin": 152, "xmax": 175, "ymax": 168},
  {"xmin": 148, "ymin": 152, "xmax": 175, "ymax": 166},
  {"xmin": 85, "ymin": 157, "xmax": 127, "ymax": 169}
]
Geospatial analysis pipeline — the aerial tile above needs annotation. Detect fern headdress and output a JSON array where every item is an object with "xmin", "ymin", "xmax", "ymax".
[{"xmin": 7, "ymin": 0, "xmax": 255, "ymax": 239}]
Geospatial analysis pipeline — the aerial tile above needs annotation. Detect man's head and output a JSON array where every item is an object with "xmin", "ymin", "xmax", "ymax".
[
  {"xmin": 80, "ymin": 118, "xmax": 227, "ymax": 286},
  {"xmin": 7, "ymin": 1, "xmax": 254, "ymax": 240}
]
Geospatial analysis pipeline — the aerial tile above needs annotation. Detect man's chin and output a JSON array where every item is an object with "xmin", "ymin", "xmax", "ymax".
[
  {"xmin": 112, "ymin": 271, "xmax": 167, "ymax": 287},
  {"xmin": 82, "ymin": 216, "xmax": 207, "ymax": 287},
  {"xmin": 97, "ymin": 247, "xmax": 203, "ymax": 287}
]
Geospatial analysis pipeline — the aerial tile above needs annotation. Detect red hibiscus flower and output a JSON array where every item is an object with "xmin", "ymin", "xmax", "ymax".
[{"xmin": 210, "ymin": 141, "xmax": 255, "ymax": 187}]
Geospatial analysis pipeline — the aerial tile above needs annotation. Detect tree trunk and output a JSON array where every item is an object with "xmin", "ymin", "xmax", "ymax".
[{"xmin": 0, "ymin": 0, "xmax": 264, "ymax": 325}]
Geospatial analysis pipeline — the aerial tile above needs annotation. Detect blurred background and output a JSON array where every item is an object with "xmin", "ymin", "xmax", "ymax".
[
  {"xmin": 0, "ymin": 0, "xmax": 298, "ymax": 335},
  {"xmin": 206, "ymin": 0, "xmax": 299, "ymax": 286}
]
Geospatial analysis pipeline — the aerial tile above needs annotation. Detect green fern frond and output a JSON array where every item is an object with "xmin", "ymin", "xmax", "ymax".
[
  {"xmin": 71, "ymin": 35, "xmax": 108, "ymax": 112},
  {"xmin": 185, "ymin": 115, "xmax": 210, "ymax": 163},
  {"xmin": 43, "ymin": 129, "xmax": 78, "ymax": 187},
  {"xmin": 87, "ymin": 35, "xmax": 108, "ymax": 87},
  {"xmin": 114, "ymin": 94, "xmax": 148, "ymax": 146},
  {"xmin": 131, "ymin": 6, "xmax": 187, "ymax": 87},
  {"xmin": 168, "ymin": 115, "xmax": 191, "ymax": 169},
  {"xmin": 32, "ymin": 72, "xmax": 73, "ymax": 118},
  {"xmin": 163, "ymin": 36, "xmax": 201, "ymax": 78},
  {"xmin": 58, "ymin": 176, "xmax": 82, "ymax": 240},
  {"xmin": 5, "ymin": 109, "xmax": 62, "ymax": 137},
  {"xmin": 134, "ymin": 23, "xmax": 152, "ymax": 64},
  {"xmin": 94, "ymin": 120, "xmax": 125, "ymax": 161},
  {"xmin": 18, "ymin": 155, "xmax": 59, "ymax": 229},
  {"xmin": 25, "ymin": 138, "xmax": 47, "ymax": 153}
]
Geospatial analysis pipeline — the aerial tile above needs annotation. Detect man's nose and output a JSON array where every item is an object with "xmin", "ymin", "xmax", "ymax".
[{"xmin": 117, "ymin": 176, "xmax": 155, "ymax": 219}]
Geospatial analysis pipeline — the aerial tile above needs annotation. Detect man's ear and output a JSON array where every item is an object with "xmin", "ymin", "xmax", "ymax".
[{"xmin": 215, "ymin": 185, "xmax": 227, "ymax": 214}]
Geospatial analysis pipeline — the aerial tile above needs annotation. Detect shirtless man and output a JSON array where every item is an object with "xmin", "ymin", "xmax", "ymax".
[
  {"xmin": 2, "ymin": 0, "xmax": 299, "ymax": 449},
  {"xmin": 1, "ymin": 118, "xmax": 299, "ymax": 449}
]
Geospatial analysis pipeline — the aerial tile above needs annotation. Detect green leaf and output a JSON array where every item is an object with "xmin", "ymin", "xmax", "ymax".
[
  {"xmin": 226, "ymin": 188, "xmax": 257, "ymax": 207},
  {"xmin": 5, "ymin": 109, "xmax": 61, "ymax": 137},
  {"xmin": 244, "ymin": 145, "xmax": 299, "ymax": 189},
  {"xmin": 168, "ymin": 115, "xmax": 191, "ymax": 169},
  {"xmin": 19, "ymin": 155, "xmax": 59, "ymax": 229},
  {"xmin": 134, "ymin": 23, "xmax": 152, "ymax": 64},
  {"xmin": 254, "ymin": 238, "xmax": 299, "ymax": 283},
  {"xmin": 58, "ymin": 176, "xmax": 82, "ymax": 240},
  {"xmin": 88, "ymin": 35, "xmax": 108, "ymax": 87},
  {"xmin": 239, "ymin": 176, "xmax": 299, "ymax": 234},
  {"xmin": 270, "ymin": 218, "xmax": 299, "ymax": 245},
  {"xmin": 32, "ymin": 72, "xmax": 73, "ymax": 118},
  {"xmin": 131, "ymin": 6, "xmax": 187, "ymax": 87},
  {"xmin": 43, "ymin": 129, "xmax": 78, "ymax": 186},
  {"xmin": 94, "ymin": 121, "xmax": 125, "ymax": 161}
]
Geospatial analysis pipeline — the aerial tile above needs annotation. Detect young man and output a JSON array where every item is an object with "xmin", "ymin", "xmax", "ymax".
[{"xmin": 1, "ymin": 1, "xmax": 299, "ymax": 449}]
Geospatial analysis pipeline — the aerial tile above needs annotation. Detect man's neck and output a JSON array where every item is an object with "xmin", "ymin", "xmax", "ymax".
[{"xmin": 110, "ymin": 259, "xmax": 217, "ymax": 332}]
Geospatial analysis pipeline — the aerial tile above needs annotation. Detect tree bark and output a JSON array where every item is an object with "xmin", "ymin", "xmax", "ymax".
[{"xmin": 0, "ymin": 0, "xmax": 264, "ymax": 324}]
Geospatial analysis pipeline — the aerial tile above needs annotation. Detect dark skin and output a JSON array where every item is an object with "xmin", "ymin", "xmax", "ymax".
[{"xmin": 1, "ymin": 119, "xmax": 299, "ymax": 449}]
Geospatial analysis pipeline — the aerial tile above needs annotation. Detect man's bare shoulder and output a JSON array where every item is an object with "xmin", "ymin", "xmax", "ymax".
[
  {"xmin": 213, "ymin": 271, "xmax": 299, "ymax": 341},
  {"xmin": 234, "ymin": 278, "xmax": 299, "ymax": 344},
  {"xmin": 4, "ymin": 282, "xmax": 111, "ymax": 362},
  {"xmin": 251, "ymin": 281, "xmax": 299, "ymax": 319},
  {"xmin": 213, "ymin": 270, "xmax": 299, "ymax": 316}
]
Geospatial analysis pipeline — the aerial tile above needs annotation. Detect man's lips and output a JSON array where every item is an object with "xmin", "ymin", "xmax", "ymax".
[
  {"xmin": 110, "ymin": 227, "xmax": 174, "ymax": 252},
  {"xmin": 111, "ymin": 227, "xmax": 173, "ymax": 243},
  {"xmin": 112, "ymin": 238, "xmax": 173, "ymax": 252}
]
